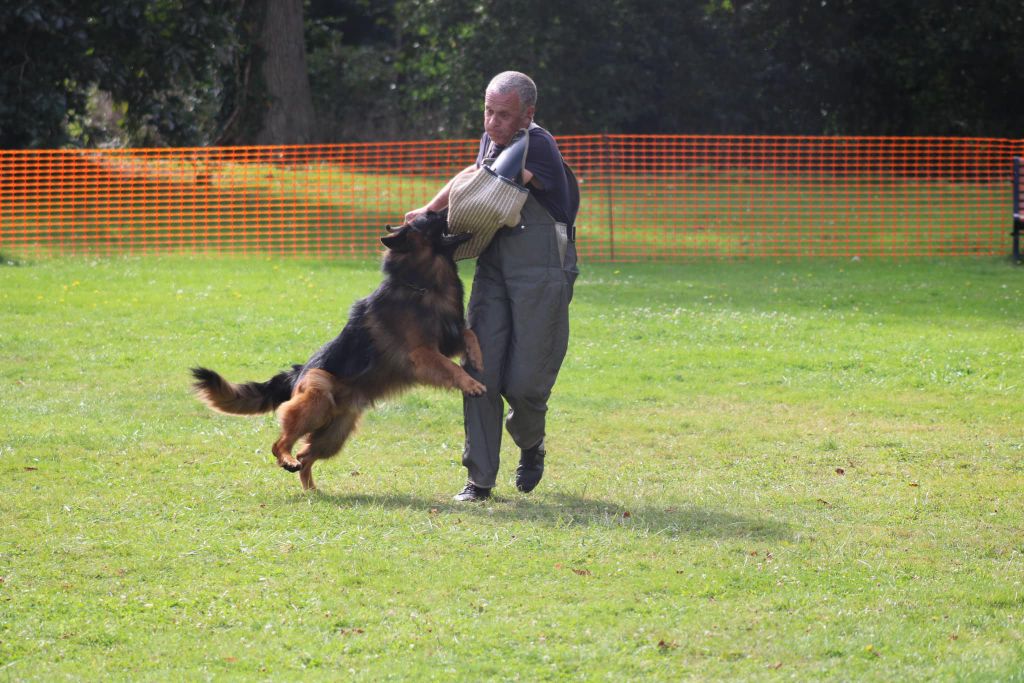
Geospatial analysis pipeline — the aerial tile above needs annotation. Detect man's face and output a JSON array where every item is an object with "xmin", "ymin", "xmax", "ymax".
[{"xmin": 484, "ymin": 90, "xmax": 534, "ymax": 147}]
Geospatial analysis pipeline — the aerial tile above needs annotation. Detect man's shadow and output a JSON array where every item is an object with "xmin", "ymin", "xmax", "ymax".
[{"xmin": 294, "ymin": 489, "xmax": 792, "ymax": 542}]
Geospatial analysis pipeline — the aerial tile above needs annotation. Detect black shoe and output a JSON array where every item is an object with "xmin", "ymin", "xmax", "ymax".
[
  {"xmin": 515, "ymin": 441, "xmax": 546, "ymax": 493},
  {"xmin": 453, "ymin": 482, "xmax": 491, "ymax": 502}
]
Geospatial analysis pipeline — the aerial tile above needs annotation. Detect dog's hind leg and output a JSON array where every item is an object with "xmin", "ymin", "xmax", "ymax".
[
  {"xmin": 297, "ymin": 459, "xmax": 317, "ymax": 491},
  {"xmin": 272, "ymin": 370, "xmax": 335, "ymax": 473},
  {"xmin": 295, "ymin": 406, "xmax": 361, "ymax": 491}
]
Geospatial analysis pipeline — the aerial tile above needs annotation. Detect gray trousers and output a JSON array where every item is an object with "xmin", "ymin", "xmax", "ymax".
[{"xmin": 462, "ymin": 194, "xmax": 578, "ymax": 488}]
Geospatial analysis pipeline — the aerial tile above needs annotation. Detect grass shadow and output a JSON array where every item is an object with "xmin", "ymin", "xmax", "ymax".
[
  {"xmin": 299, "ymin": 489, "xmax": 792, "ymax": 542},
  {"xmin": 0, "ymin": 252, "xmax": 29, "ymax": 266}
]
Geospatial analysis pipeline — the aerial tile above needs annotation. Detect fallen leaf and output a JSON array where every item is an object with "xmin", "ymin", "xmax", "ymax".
[
  {"xmin": 816, "ymin": 498, "xmax": 831, "ymax": 506},
  {"xmin": 909, "ymin": 482, "xmax": 919, "ymax": 487},
  {"xmin": 350, "ymin": 470, "xmax": 361, "ymax": 476},
  {"xmin": 835, "ymin": 467, "xmax": 845, "ymax": 475},
  {"xmin": 769, "ymin": 662, "xmax": 783, "ymax": 670},
  {"xmin": 429, "ymin": 507, "xmax": 439, "ymax": 515},
  {"xmin": 572, "ymin": 568, "xmax": 592, "ymax": 576},
  {"xmin": 622, "ymin": 511, "xmax": 631, "ymax": 518},
  {"xmin": 657, "ymin": 639, "xmax": 678, "ymax": 650}
]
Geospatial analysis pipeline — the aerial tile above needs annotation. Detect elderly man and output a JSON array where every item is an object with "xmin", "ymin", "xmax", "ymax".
[{"xmin": 405, "ymin": 71, "xmax": 579, "ymax": 501}]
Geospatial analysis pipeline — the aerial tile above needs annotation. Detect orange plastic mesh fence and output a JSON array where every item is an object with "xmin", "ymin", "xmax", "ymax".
[{"xmin": 2, "ymin": 135, "xmax": 1021, "ymax": 260}]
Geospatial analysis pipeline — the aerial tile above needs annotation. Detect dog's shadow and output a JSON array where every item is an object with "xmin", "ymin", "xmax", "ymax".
[{"xmin": 295, "ymin": 489, "xmax": 792, "ymax": 542}]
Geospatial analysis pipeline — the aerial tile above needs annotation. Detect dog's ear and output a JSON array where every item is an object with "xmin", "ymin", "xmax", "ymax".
[
  {"xmin": 381, "ymin": 225, "xmax": 412, "ymax": 251},
  {"xmin": 440, "ymin": 231, "xmax": 473, "ymax": 250}
]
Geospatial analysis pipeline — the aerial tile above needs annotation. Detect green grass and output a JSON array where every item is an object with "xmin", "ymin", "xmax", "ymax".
[{"xmin": 1, "ymin": 255, "xmax": 1023, "ymax": 680}]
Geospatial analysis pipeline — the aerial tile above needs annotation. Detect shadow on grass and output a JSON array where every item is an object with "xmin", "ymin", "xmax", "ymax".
[
  {"xmin": 298, "ymin": 490, "xmax": 792, "ymax": 542},
  {"xmin": 0, "ymin": 252, "xmax": 29, "ymax": 266}
]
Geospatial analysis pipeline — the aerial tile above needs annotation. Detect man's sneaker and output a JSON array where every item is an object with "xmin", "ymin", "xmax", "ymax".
[
  {"xmin": 515, "ymin": 441, "xmax": 546, "ymax": 493},
  {"xmin": 453, "ymin": 482, "xmax": 491, "ymax": 502}
]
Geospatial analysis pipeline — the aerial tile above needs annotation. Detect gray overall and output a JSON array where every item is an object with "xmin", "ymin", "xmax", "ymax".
[{"xmin": 461, "ymin": 192, "xmax": 578, "ymax": 488}]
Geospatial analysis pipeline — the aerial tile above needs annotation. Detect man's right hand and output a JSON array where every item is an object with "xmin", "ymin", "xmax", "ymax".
[
  {"xmin": 404, "ymin": 164, "xmax": 475, "ymax": 224},
  {"xmin": 404, "ymin": 207, "xmax": 429, "ymax": 223}
]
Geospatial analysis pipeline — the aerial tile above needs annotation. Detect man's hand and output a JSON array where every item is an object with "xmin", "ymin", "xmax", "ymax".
[
  {"xmin": 404, "ymin": 164, "xmax": 477, "ymax": 223},
  {"xmin": 404, "ymin": 207, "xmax": 429, "ymax": 223}
]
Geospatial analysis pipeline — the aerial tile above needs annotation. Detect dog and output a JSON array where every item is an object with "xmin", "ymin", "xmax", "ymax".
[{"xmin": 191, "ymin": 210, "xmax": 485, "ymax": 491}]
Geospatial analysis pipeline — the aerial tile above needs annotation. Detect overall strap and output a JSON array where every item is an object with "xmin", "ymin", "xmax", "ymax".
[{"xmin": 562, "ymin": 161, "xmax": 580, "ymax": 241}]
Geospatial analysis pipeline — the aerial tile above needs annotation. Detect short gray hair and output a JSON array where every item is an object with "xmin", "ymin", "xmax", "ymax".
[{"xmin": 486, "ymin": 71, "xmax": 537, "ymax": 110}]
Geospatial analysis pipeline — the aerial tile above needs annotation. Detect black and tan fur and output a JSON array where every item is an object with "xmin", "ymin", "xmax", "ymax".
[{"xmin": 191, "ymin": 211, "xmax": 484, "ymax": 491}]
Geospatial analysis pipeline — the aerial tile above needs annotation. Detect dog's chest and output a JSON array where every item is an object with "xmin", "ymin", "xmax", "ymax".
[{"xmin": 405, "ymin": 292, "xmax": 463, "ymax": 352}]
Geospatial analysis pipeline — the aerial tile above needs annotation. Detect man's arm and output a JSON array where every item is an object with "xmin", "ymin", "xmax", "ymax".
[
  {"xmin": 403, "ymin": 165, "xmax": 536, "ymax": 225},
  {"xmin": 404, "ymin": 164, "xmax": 477, "ymax": 223}
]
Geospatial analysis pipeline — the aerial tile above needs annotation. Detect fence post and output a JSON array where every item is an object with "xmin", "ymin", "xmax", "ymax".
[
  {"xmin": 603, "ymin": 134, "xmax": 615, "ymax": 261},
  {"xmin": 1013, "ymin": 157, "xmax": 1021, "ymax": 262}
]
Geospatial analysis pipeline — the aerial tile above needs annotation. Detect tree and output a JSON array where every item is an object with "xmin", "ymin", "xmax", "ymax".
[
  {"xmin": 0, "ymin": 1, "xmax": 238, "ymax": 148},
  {"xmin": 306, "ymin": 0, "xmax": 403, "ymax": 140},
  {"xmin": 720, "ymin": 0, "xmax": 1024, "ymax": 136},
  {"xmin": 0, "ymin": 0, "xmax": 317, "ymax": 148},
  {"xmin": 4, "ymin": 0, "xmax": 1023, "ymax": 146},
  {"xmin": 217, "ymin": 0, "xmax": 317, "ymax": 145}
]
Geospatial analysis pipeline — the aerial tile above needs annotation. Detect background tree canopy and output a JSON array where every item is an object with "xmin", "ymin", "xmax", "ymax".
[{"xmin": 2, "ymin": 0, "xmax": 1021, "ymax": 147}]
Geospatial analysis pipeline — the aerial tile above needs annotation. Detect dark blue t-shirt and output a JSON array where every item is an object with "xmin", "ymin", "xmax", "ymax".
[{"xmin": 476, "ymin": 124, "xmax": 576, "ymax": 225}]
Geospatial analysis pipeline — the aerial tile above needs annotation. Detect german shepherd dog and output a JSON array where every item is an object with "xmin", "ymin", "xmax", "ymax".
[{"xmin": 191, "ymin": 210, "xmax": 484, "ymax": 491}]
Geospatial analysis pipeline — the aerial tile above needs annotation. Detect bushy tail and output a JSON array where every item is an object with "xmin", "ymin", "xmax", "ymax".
[{"xmin": 190, "ymin": 365, "xmax": 302, "ymax": 415}]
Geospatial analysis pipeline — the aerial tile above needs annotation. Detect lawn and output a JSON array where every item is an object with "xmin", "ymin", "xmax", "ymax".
[{"xmin": 1, "ymin": 254, "xmax": 1022, "ymax": 680}]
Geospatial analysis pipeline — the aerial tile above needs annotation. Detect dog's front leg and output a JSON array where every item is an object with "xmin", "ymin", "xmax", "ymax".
[
  {"xmin": 463, "ymin": 328, "xmax": 484, "ymax": 373},
  {"xmin": 410, "ymin": 347, "xmax": 486, "ymax": 396}
]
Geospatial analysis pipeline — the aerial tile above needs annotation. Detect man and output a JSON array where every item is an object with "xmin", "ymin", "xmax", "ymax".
[{"xmin": 404, "ymin": 71, "xmax": 579, "ymax": 502}]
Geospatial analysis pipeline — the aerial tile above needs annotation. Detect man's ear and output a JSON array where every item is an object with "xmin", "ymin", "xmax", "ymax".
[{"xmin": 381, "ymin": 225, "xmax": 412, "ymax": 251}]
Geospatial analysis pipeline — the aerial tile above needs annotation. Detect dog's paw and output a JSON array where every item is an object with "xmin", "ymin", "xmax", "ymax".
[
  {"xmin": 461, "ymin": 379, "xmax": 486, "ymax": 397},
  {"xmin": 278, "ymin": 457, "xmax": 302, "ymax": 473}
]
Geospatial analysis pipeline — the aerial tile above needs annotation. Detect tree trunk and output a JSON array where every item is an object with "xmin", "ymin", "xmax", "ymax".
[{"xmin": 219, "ymin": 0, "xmax": 316, "ymax": 145}]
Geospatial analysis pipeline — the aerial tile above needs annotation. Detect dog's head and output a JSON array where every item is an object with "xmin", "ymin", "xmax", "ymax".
[{"xmin": 380, "ymin": 209, "xmax": 471, "ymax": 259}]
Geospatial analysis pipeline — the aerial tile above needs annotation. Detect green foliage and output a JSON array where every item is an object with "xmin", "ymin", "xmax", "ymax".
[
  {"xmin": 2, "ymin": 256, "xmax": 1024, "ymax": 678},
  {"xmin": 0, "ymin": 1, "xmax": 237, "ymax": 147},
  {"xmin": 0, "ymin": 3, "xmax": 96, "ymax": 147},
  {"xmin": 305, "ymin": 0, "xmax": 410, "ymax": 140},
  {"xmin": 307, "ymin": 0, "xmax": 1024, "ymax": 139},
  {"xmin": 2, "ymin": 0, "xmax": 1023, "ymax": 145},
  {"xmin": 718, "ymin": 0, "xmax": 1024, "ymax": 135}
]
